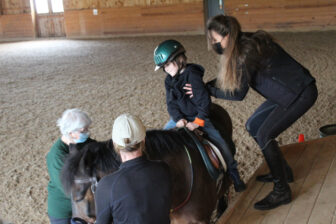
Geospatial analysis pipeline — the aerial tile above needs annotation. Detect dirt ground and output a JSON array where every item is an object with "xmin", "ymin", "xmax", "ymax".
[{"xmin": 0, "ymin": 31, "xmax": 335, "ymax": 223}]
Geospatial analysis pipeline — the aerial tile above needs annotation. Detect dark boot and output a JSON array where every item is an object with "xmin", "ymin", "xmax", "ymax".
[
  {"xmin": 228, "ymin": 168, "xmax": 246, "ymax": 192},
  {"xmin": 256, "ymin": 160, "xmax": 294, "ymax": 183},
  {"xmin": 254, "ymin": 140, "xmax": 292, "ymax": 210}
]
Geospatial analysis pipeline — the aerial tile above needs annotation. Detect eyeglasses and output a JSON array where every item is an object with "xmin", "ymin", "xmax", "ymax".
[{"xmin": 75, "ymin": 127, "xmax": 89, "ymax": 133}]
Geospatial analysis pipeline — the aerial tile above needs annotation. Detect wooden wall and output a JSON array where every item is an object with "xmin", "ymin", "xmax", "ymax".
[
  {"xmin": 0, "ymin": 0, "xmax": 35, "ymax": 39},
  {"xmin": 63, "ymin": 0, "xmax": 204, "ymax": 38},
  {"xmin": 63, "ymin": 0, "xmax": 202, "ymax": 10},
  {"xmin": 1, "ymin": 0, "xmax": 31, "ymax": 14},
  {"xmin": 224, "ymin": 0, "xmax": 336, "ymax": 31},
  {"xmin": 1, "ymin": 0, "xmax": 336, "ymax": 40}
]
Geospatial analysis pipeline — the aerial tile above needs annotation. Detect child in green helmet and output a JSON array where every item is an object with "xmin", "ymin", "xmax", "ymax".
[{"xmin": 154, "ymin": 39, "xmax": 246, "ymax": 192}]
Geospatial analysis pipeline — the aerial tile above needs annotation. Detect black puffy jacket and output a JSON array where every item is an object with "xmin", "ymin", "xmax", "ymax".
[
  {"xmin": 207, "ymin": 36, "xmax": 315, "ymax": 108},
  {"xmin": 165, "ymin": 64, "xmax": 211, "ymax": 122}
]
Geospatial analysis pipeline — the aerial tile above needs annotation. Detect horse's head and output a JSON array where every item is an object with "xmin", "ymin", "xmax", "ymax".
[{"xmin": 61, "ymin": 140, "xmax": 120, "ymax": 223}]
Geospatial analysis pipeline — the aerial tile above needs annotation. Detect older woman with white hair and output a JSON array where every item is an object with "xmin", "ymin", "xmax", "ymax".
[{"xmin": 46, "ymin": 108, "xmax": 94, "ymax": 224}]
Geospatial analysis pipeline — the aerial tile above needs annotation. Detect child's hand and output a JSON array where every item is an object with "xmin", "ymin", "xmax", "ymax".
[
  {"xmin": 183, "ymin": 83, "xmax": 193, "ymax": 98},
  {"xmin": 176, "ymin": 119, "xmax": 187, "ymax": 128},
  {"xmin": 186, "ymin": 122, "xmax": 199, "ymax": 131}
]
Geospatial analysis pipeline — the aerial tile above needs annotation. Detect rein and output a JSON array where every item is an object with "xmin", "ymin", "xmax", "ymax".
[
  {"xmin": 170, "ymin": 145, "xmax": 194, "ymax": 213},
  {"xmin": 72, "ymin": 177, "xmax": 98, "ymax": 224}
]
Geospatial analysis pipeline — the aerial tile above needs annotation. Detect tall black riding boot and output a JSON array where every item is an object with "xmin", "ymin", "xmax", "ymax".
[
  {"xmin": 254, "ymin": 140, "xmax": 292, "ymax": 210},
  {"xmin": 256, "ymin": 159, "xmax": 294, "ymax": 183}
]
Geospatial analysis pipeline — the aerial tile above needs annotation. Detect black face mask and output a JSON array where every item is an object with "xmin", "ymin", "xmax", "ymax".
[{"xmin": 212, "ymin": 42, "xmax": 224, "ymax": 55}]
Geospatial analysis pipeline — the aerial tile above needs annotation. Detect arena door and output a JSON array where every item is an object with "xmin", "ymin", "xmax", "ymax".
[{"xmin": 32, "ymin": 0, "xmax": 65, "ymax": 37}]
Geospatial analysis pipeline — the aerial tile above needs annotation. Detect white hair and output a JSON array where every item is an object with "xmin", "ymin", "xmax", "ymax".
[{"xmin": 57, "ymin": 108, "xmax": 92, "ymax": 137}]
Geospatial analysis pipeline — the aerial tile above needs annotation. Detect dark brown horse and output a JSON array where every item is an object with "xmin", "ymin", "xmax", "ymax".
[{"xmin": 61, "ymin": 103, "xmax": 234, "ymax": 224}]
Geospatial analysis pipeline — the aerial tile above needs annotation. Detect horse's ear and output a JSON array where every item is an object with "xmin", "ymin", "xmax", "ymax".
[{"xmin": 105, "ymin": 139, "xmax": 114, "ymax": 150}]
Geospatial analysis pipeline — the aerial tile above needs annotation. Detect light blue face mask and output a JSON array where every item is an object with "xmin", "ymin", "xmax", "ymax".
[{"xmin": 74, "ymin": 132, "xmax": 90, "ymax": 144}]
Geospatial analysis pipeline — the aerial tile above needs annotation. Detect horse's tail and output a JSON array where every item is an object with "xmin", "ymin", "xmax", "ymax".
[{"xmin": 210, "ymin": 103, "xmax": 233, "ymax": 139}]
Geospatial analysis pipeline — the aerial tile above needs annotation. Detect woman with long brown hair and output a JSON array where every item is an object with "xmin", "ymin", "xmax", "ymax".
[{"xmin": 185, "ymin": 15, "xmax": 317, "ymax": 210}]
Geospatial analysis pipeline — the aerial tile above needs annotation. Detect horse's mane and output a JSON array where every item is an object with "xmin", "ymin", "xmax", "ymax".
[
  {"xmin": 61, "ymin": 129, "xmax": 196, "ymax": 195},
  {"xmin": 145, "ymin": 129, "xmax": 196, "ymax": 159},
  {"xmin": 61, "ymin": 140, "xmax": 121, "ymax": 196}
]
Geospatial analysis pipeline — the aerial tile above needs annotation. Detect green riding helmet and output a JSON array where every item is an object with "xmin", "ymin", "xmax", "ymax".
[{"xmin": 154, "ymin": 40, "xmax": 186, "ymax": 71}]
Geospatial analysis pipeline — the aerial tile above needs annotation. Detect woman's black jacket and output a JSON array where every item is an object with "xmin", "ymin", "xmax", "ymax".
[{"xmin": 207, "ymin": 33, "xmax": 316, "ymax": 108}]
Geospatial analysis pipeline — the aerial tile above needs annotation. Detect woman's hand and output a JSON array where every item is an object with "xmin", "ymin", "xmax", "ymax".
[
  {"xmin": 176, "ymin": 119, "xmax": 187, "ymax": 128},
  {"xmin": 183, "ymin": 83, "xmax": 193, "ymax": 98},
  {"xmin": 186, "ymin": 122, "xmax": 199, "ymax": 131},
  {"xmin": 205, "ymin": 79, "xmax": 217, "ymax": 97}
]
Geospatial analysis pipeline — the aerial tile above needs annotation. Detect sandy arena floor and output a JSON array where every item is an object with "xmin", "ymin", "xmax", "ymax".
[{"xmin": 0, "ymin": 31, "xmax": 335, "ymax": 223}]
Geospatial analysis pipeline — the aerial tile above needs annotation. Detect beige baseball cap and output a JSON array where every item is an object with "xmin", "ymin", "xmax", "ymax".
[{"xmin": 112, "ymin": 113, "xmax": 146, "ymax": 147}]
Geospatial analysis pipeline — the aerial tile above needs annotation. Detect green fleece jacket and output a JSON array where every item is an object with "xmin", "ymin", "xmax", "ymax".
[{"xmin": 46, "ymin": 138, "xmax": 72, "ymax": 218}]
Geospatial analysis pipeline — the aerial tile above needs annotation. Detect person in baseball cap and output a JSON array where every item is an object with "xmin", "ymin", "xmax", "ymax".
[
  {"xmin": 112, "ymin": 113, "xmax": 146, "ymax": 152},
  {"xmin": 95, "ymin": 113, "xmax": 171, "ymax": 224}
]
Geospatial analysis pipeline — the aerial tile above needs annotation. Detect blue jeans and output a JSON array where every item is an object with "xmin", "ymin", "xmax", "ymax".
[
  {"xmin": 48, "ymin": 215, "xmax": 71, "ymax": 224},
  {"xmin": 164, "ymin": 118, "xmax": 238, "ymax": 170},
  {"xmin": 163, "ymin": 119, "xmax": 177, "ymax": 130}
]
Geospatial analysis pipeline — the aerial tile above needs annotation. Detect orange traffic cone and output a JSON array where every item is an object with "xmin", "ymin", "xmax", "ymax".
[{"xmin": 298, "ymin": 134, "xmax": 305, "ymax": 143}]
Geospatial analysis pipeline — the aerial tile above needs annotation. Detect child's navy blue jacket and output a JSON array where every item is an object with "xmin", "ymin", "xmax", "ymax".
[{"xmin": 164, "ymin": 63, "xmax": 211, "ymax": 126}]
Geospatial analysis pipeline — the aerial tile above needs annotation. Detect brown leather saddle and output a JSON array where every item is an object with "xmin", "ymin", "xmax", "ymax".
[{"xmin": 184, "ymin": 128, "xmax": 227, "ymax": 180}]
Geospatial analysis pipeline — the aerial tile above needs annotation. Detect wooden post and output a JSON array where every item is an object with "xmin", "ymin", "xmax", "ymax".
[{"xmin": 30, "ymin": 0, "xmax": 38, "ymax": 38}]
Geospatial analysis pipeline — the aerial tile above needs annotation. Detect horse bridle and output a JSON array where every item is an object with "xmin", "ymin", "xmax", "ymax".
[
  {"xmin": 74, "ymin": 177, "xmax": 98, "ymax": 196},
  {"xmin": 72, "ymin": 177, "xmax": 98, "ymax": 224}
]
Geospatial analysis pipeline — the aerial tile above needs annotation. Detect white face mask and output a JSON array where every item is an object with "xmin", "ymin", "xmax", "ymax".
[
  {"xmin": 72, "ymin": 131, "xmax": 90, "ymax": 144},
  {"xmin": 73, "ymin": 132, "xmax": 90, "ymax": 144}
]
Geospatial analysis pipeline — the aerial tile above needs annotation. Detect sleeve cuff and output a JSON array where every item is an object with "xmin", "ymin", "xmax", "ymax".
[
  {"xmin": 193, "ymin": 117, "xmax": 205, "ymax": 127},
  {"xmin": 173, "ymin": 116, "xmax": 184, "ymax": 122}
]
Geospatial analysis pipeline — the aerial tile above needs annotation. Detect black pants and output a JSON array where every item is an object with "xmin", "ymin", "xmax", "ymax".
[{"xmin": 246, "ymin": 83, "xmax": 318, "ymax": 149}]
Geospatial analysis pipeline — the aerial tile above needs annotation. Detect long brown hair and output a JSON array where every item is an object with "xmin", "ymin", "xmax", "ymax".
[{"xmin": 207, "ymin": 15, "xmax": 274, "ymax": 93}]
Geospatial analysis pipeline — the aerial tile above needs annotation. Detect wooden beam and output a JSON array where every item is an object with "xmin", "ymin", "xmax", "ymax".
[
  {"xmin": 63, "ymin": 0, "xmax": 203, "ymax": 10},
  {"xmin": 64, "ymin": 2, "xmax": 204, "ymax": 37},
  {"xmin": 224, "ymin": 0, "xmax": 336, "ymax": 31}
]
